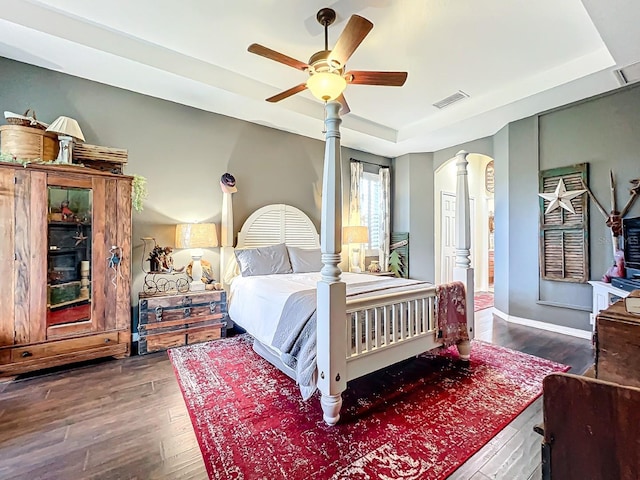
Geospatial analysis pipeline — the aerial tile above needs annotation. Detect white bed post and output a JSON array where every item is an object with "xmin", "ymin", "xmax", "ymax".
[
  {"xmin": 317, "ymin": 101, "xmax": 347, "ymax": 425},
  {"xmin": 220, "ymin": 189, "xmax": 234, "ymax": 291},
  {"xmin": 452, "ymin": 150, "xmax": 474, "ymax": 358}
]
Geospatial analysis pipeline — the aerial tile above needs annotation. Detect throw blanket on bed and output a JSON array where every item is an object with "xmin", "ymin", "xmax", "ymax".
[
  {"xmin": 435, "ymin": 281, "xmax": 469, "ymax": 347},
  {"xmin": 272, "ymin": 278, "xmax": 429, "ymax": 400}
]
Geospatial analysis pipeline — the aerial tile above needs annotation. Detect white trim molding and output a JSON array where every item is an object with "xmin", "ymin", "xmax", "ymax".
[{"xmin": 492, "ymin": 307, "xmax": 592, "ymax": 340}]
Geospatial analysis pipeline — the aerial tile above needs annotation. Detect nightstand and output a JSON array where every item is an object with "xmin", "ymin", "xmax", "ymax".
[{"xmin": 138, "ymin": 290, "xmax": 227, "ymax": 354}]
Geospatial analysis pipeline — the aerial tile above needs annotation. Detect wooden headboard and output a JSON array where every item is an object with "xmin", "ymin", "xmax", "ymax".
[{"xmin": 236, "ymin": 204, "xmax": 320, "ymax": 249}]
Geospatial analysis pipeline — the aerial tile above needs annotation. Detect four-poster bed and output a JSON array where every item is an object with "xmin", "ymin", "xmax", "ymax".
[{"xmin": 220, "ymin": 101, "xmax": 474, "ymax": 425}]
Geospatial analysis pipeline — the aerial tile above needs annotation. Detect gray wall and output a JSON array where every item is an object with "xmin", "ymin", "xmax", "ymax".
[
  {"xmin": 393, "ymin": 152, "xmax": 435, "ymax": 281},
  {"xmin": 493, "ymin": 125, "xmax": 510, "ymax": 313},
  {"xmin": 449, "ymin": 84, "xmax": 640, "ymax": 331},
  {"xmin": 0, "ymin": 57, "xmax": 388, "ymax": 305},
  {"xmin": 393, "ymin": 138, "xmax": 493, "ymax": 283},
  {"xmin": 500, "ymin": 87, "xmax": 640, "ymax": 331},
  {"xmin": 534, "ymin": 85, "xmax": 640, "ymax": 328}
]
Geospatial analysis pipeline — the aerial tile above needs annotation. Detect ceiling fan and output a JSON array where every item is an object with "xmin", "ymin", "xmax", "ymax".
[{"xmin": 248, "ymin": 7, "xmax": 407, "ymax": 115}]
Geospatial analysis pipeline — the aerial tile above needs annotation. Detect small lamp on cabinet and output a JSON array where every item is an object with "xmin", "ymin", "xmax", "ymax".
[
  {"xmin": 45, "ymin": 116, "xmax": 85, "ymax": 164},
  {"xmin": 343, "ymin": 225, "xmax": 369, "ymax": 273},
  {"xmin": 175, "ymin": 223, "xmax": 218, "ymax": 291}
]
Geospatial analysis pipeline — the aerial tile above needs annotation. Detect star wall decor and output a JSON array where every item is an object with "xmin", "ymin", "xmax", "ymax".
[{"xmin": 538, "ymin": 178, "xmax": 586, "ymax": 214}]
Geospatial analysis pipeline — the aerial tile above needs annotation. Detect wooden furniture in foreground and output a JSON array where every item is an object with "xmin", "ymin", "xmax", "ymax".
[
  {"xmin": 0, "ymin": 162, "xmax": 132, "ymax": 377},
  {"xmin": 595, "ymin": 299, "xmax": 640, "ymax": 388},
  {"xmin": 538, "ymin": 373, "xmax": 640, "ymax": 480},
  {"xmin": 138, "ymin": 290, "xmax": 227, "ymax": 355}
]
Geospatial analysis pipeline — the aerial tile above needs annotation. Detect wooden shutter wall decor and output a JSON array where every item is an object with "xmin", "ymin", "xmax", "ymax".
[{"xmin": 539, "ymin": 164, "xmax": 589, "ymax": 283}]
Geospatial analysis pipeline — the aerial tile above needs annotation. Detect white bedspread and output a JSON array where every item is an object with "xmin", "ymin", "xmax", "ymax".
[{"xmin": 228, "ymin": 272, "xmax": 390, "ymax": 351}]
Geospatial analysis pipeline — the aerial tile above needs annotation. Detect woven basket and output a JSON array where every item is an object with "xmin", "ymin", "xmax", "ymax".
[
  {"xmin": 4, "ymin": 109, "xmax": 49, "ymax": 130},
  {"xmin": 0, "ymin": 125, "xmax": 59, "ymax": 160}
]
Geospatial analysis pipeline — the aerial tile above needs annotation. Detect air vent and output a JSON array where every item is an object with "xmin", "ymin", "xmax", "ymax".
[
  {"xmin": 433, "ymin": 90, "xmax": 469, "ymax": 109},
  {"xmin": 614, "ymin": 62, "xmax": 640, "ymax": 86}
]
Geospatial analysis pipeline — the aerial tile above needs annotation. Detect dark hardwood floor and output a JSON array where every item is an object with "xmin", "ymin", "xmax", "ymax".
[{"xmin": 0, "ymin": 310, "xmax": 593, "ymax": 480}]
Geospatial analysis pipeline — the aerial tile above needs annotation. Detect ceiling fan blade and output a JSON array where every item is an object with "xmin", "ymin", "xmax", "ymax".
[
  {"xmin": 345, "ymin": 70, "xmax": 408, "ymax": 86},
  {"xmin": 248, "ymin": 43, "xmax": 309, "ymax": 71},
  {"xmin": 329, "ymin": 15, "xmax": 373, "ymax": 66},
  {"xmin": 336, "ymin": 94, "xmax": 350, "ymax": 115},
  {"xmin": 266, "ymin": 83, "xmax": 308, "ymax": 103}
]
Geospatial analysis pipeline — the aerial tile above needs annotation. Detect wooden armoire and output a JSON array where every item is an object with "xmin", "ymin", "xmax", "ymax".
[{"xmin": 0, "ymin": 162, "xmax": 132, "ymax": 377}]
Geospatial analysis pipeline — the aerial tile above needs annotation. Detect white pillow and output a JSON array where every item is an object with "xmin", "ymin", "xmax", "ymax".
[
  {"xmin": 287, "ymin": 246, "xmax": 323, "ymax": 273},
  {"xmin": 234, "ymin": 243, "xmax": 293, "ymax": 277}
]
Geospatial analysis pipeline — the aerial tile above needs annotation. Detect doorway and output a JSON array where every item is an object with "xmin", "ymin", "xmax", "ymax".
[
  {"xmin": 440, "ymin": 191, "xmax": 475, "ymax": 283},
  {"xmin": 434, "ymin": 153, "xmax": 494, "ymax": 293}
]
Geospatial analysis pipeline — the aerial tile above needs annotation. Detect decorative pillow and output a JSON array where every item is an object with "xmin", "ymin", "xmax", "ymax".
[
  {"xmin": 235, "ymin": 243, "xmax": 292, "ymax": 277},
  {"xmin": 287, "ymin": 246, "xmax": 323, "ymax": 273}
]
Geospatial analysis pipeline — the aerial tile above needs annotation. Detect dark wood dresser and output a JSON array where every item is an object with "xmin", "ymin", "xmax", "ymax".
[
  {"xmin": 138, "ymin": 290, "xmax": 227, "ymax": 354},
  {"xmin": 595, "ymin": 299, "xmax": 640, "ymax": 388}
]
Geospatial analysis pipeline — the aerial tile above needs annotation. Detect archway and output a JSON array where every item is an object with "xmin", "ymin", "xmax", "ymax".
[{"xmin": 434, "ymin": 153, "xmax": 495, "ymax": 292}]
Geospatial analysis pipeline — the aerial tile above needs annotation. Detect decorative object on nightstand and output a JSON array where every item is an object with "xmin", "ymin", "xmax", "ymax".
[
  {"xmin": 368, "ymin": 260, "xmax": 381, "ymax": 273},
  {"xmin": 45, "ymin": 116, "xmax": 85, "ymax": 164},
  {"xmin": 176, "ymin": 223, "xmax": 218, "ymax": 291},
  {"xmin": 140, "ymin": 237, "xmax": 189, "ymax": 295},
  {"xmin": 343, "ymin": 225, "xmax": 368, "ymax": 273}
]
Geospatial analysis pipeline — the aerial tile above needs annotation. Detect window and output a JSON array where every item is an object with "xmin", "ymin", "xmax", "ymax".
[{"xmin": 360, "ymin": 171, "xmax": 381, "ymax": 255}]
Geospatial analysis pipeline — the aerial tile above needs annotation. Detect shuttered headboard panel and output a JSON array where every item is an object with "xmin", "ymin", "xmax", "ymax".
[{"xmin": 237, "ymin": 204, "xmax": 320, "ymax": 249}]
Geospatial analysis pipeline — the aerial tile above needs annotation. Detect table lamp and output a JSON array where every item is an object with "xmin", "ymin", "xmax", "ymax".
[
  {"xmin": 175, "ymin": 223, "xmax": 218, "ymax": 291},
  {"xmin": 343, "ymin": 225, "xmax": 369, "ymax": 273},
  {"xmin": 45, "ymin": 116, "xmax": 85, "ymax": 164}
]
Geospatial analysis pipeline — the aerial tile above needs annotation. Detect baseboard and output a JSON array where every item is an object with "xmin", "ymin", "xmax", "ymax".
[{"xmin": 492, "ymin": 307, "xmax": 592, "ymax": 340}]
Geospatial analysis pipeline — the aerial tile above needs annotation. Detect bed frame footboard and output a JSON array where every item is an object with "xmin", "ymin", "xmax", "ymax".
[{"xmin": 345, "ymin": 286, "xmax": 441, "ymax": 380}]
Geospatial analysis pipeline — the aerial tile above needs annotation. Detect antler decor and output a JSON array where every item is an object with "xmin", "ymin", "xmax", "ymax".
[{"xmin": 581, "ymin": 171, "xmax": 640, "ymax": 258}]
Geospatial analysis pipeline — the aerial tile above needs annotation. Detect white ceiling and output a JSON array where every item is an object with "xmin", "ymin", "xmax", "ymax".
[{"xmin": 0, "ymin": 0, "xmax": 639, "ymax": 157}]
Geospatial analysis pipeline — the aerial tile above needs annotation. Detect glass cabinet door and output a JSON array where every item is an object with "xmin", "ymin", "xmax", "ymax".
[{"xmin": 47, "ymin": 186, "xmax": 93, "ymax": 327}]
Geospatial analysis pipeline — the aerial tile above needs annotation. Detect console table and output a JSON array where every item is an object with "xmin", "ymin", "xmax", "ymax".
[{"xmin": 588, "ymin": 281, "xmax": 630, "ymax": 332}]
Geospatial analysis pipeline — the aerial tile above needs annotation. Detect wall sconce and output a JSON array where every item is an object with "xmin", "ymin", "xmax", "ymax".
[
  {"xmin": 175, "ymin": 223, "xmax": 218, "ymax": 291},
  {"xmin": 343, "ymin": 225, "xmax": 369, "ymax": 273}
]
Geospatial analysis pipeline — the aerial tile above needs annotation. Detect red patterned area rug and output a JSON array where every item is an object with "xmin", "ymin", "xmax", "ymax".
[
  {"xmin": 168, "ymin": 335, "xmax": 568, "ymax": 480},
  {"xmin": 474, "ymin": 291, "xmax": 494, "ymax": 311}
]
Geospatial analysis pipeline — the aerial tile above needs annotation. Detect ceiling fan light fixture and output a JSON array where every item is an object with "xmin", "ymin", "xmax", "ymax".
[{"xmin": 306, "ymin": 72, "xmax": 347, "ymax": 101}]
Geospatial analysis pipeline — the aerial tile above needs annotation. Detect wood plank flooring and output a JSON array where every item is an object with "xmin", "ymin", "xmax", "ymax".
[{"xmin": 0, "ymin": 309, "xmax": 593, "ymax": 480}]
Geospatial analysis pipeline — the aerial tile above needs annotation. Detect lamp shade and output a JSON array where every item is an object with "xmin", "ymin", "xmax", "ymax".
[
  {"xmin": 343, "ymin": 225, "xmax": 369, "ymax": 244},
  {"xmin": 306, "ymin": 72, "xmax": 347, "ymax": 101},
  {"xmin": 175, "ymin": 223, "xmax": 218, "ymax": 249},
  {"xmin": 46, "ymin": 116, "xmax": 85, "ymax": 142}
]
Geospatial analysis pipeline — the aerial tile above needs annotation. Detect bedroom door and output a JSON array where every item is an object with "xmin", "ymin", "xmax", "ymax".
[{"xmin": 441, "ymin": 192, "xmax": 475, "ymax": 283}]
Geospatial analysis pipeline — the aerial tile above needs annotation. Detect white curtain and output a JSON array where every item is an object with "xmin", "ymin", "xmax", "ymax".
[
  {"xmin": 349, "ymin": 160, "xmax": 364, "ymax": 271},
  {"xmin": 349, "ymin": 160, "xmax": 363, "ymax": 226},
  {"xmin": 379, "ymin": 166, "xmax": 390, "ymax": 271}
]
